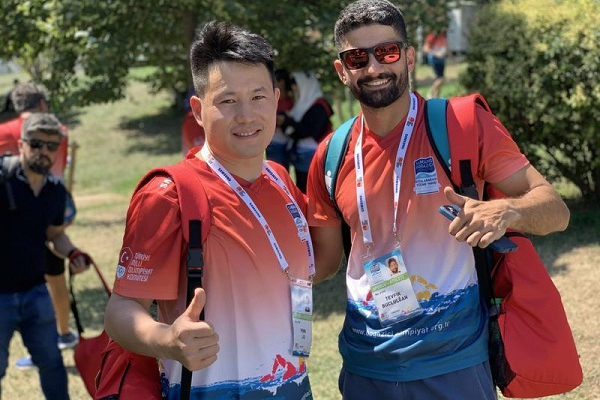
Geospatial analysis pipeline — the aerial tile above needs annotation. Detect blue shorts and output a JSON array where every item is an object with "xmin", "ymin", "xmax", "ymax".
[
  {"xmin": 289, "ymin": 146, "xmax": 316, "ymax": 173},
  {"xmin": 338, "ymin": 362, "xmax": 497, "ymax": 400},
  {"xmin": 265, "ymin": 142, "xmax": 290, "ymax": 171},
  {"xmin": 427, "ymin": 55, "xmax": 446, "ymax": 78}
]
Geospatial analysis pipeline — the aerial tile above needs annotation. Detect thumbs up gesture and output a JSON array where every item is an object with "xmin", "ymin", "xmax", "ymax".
[
  {"xmin": 443, "ymin": 186, "xmax": 512, "ymax": 248},
  {"xmin": 167, "ymin": 288, "xmax": 220, "ymax": 370}
]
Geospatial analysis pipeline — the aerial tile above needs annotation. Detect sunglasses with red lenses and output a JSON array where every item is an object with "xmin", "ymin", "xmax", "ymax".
[{"xmin": 339, "ymin": 41, "xmax": 406, "ymax": 70}]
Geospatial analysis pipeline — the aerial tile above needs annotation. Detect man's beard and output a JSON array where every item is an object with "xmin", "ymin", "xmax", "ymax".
[
  {"xmin": 348, "ymin": 69, "xmax": 409, "ymax": 109},
  {"xmin": 26, "ymin": 156, "xmax": 52, "ymax": 175}
]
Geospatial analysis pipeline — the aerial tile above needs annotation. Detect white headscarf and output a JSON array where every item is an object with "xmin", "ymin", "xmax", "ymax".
[{"xmin": 289, "ymin": 71, "xmax": 324, "ymax": 122}]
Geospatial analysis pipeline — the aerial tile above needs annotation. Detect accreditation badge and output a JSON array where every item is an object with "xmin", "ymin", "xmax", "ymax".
[
  {"xmin": 363, "ymin": 248, "xmax": 422, "ymax": 326},
  {"xmin": 290, "ymin": 278, "xmax": 312, "ymax": 357}
]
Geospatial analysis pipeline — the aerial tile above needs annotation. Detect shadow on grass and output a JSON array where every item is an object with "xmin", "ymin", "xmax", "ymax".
[
  {"xmin": 70, "ymin": 286, "xmax": 110, "ymax": 332},
  {"xmin": 119, "ymin": 106, "xmax": 184, "ymax": 156},
  {"xmin": 532, "ymin": 202, "xmax": 600, "ymax": 277}
]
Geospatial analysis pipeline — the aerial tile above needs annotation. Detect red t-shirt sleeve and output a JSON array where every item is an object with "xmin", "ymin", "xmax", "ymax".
[
  {"xmin": 306, "ymin": 136, "xmax": 342, "ymax": 228},
  {"xmin": 476, "ymin": 104, "xmax": 530, "ymax": 184},
  {"xmin": 112, "ymin": 174, "xmax": 185, "ymax": 300}
]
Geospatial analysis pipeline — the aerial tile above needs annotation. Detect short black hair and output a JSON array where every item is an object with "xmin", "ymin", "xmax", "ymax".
[
  {"xmin": 11, "ymin": 82, "xmax": 48, "ymax": 113},
  {"xmin": 334, "ymin": 0, "xmax": 408, "ymax": 50},
  {"xmin": 190, "ymin": 21, "xmax": 275, "ymax": 96}
]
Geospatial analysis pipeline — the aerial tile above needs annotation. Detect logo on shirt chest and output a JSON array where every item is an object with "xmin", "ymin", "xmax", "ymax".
[
  {"xmin": 286, "ymin": 203, "xmax": 308, "ymax": 241},
  {"xmin": 413, "ymin": 156, "xmax": 440, "ymax": 195}
]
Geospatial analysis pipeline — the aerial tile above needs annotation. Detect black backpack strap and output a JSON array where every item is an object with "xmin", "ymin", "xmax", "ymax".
[
  {"xmin": 134, "ymin": 162, "xmax": 209, "ymax": 400},
  {"xmin": 186, "ymin": 220, "xmax": 204, "ymax": 315},
  {"xmin": 180, "ymin": 219, "xmax": 203, "ymax": 400},
  {"xmin": 161, "ymin": 162, "xmax": 208, "ymax": 400},
  {"xmin": 1, "ymin": 155, "xmax": 19, "ymax": 211}
]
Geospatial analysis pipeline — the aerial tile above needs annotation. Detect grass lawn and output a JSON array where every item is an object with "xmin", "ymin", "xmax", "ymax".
[{"xmin": 1, "ymin": 64, "xmax": 598, "ymax": 400}]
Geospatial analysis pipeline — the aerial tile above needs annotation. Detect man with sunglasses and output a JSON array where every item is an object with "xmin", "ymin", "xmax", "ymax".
[
  {"xmin": 0, "ymin": 83, "xmax": 82, "ymax": 371},
  {"xmin": 307, "ymin": 1, "xmax": 569, "ymax": 399},
  {"xmin": 0, "ymin": 113, "xmax": 90, "ymax": 400}
]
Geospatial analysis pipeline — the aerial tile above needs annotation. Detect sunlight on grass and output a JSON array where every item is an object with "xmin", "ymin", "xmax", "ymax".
[{"xmin": 128, "ymin": 65, "xmax": 159, "ymax": 81}]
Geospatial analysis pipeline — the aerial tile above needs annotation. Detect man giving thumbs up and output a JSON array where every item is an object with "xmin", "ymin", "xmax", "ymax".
[{"xmin": 103, "ymin": 21, "xmax": 315, "ymax": 400}]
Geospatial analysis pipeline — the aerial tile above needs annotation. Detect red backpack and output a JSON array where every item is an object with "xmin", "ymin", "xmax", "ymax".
[
  {"xmin": 425, "ymin": 94, "xmax": 583, "ymax": 398},
  {"xmin": 325, "ymin": 94, "xmax": 583, "ymax": 398},
  {"xmin": 88, "ymin": 158, "xmax": 210, "ymax": 400}
]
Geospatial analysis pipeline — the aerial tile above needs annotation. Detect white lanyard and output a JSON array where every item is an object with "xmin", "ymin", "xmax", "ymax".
[
  {"xmin": 353, "ymin": 92, "xmax": 418, "ymax": 246},
  {"xmin": 200, "ymin": 146, "xmax": 315, "ymax": 278}
]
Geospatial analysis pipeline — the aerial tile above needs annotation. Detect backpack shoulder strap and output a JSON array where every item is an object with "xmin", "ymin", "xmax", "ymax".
[
  {"xmin": 426, "ymin": 98, "xmax": 451, "ymax": 172},
  {"xmin": 1, "ymin": 154, "xmax": 19, "ymax": 181},
  {"xmin": 324, "ymin": 117, "xmax": 356, "ymax": 211},
  {"xmin": 447, "ymin": 94, "xmax": 490, "ymax": 199},
  {"xmin": 425, "ymin": 95, "xmax": 495, "ymax": 304},
  {"xmin": 134, "ymin": 162, "xmax": 210, "ymax": 244},
  {"xmin": 161, "ymin": 162, "xmax": 210, "ymax": 244},
  {"xmin": 324, "ymin": 116, "xmax": 357, "ymax": 260},
  {"xmin": 425, "ymin": 94, "xmax": 490, "ymax": 200},
  {"xmin": 132, "ymin": 161, "xmax": 210, "ymax": 400},
  {"xmin": 156, "ymin": 161, "xmax": 210, "ymax": 400},
  {"xmin": 1, "ymin": 154, "xmax": 19, "ymax": 210}
]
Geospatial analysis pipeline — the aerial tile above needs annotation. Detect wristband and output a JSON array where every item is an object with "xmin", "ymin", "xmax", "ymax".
[
  {"xmin": 68, "ymin": 248, "xmax": 91, "ymax": 266},
  {"xmin": 68, "ymin": 248, "xmax": 81, "ymax": 262}
]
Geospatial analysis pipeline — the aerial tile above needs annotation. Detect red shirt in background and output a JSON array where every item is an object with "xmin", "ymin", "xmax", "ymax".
[{"xmin": 181, "ymin": 111, "xmax": 205, "ymax": 156}]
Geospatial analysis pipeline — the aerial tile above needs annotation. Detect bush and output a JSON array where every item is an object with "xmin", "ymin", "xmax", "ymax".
[{"xmin": 461, "ymin": 0, "xmax": 600, "ymax": 202}]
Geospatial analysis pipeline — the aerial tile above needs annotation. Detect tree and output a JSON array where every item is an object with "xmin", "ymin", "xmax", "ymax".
[
  {"xmin": 0, "ymin": 0, "xmax": 211, "ymax": 110},
  {"xmin": 0, "ymin": 0, "xmax": 454, "ymax": 116},
  {"xmin": 461, "ymin": 0, "xmax": 600, "ymax": 202}
]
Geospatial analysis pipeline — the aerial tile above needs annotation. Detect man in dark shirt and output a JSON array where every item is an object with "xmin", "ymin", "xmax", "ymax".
[{"xmin": 0, "ymin": 113, "xmax": 89, "ymax": 400}]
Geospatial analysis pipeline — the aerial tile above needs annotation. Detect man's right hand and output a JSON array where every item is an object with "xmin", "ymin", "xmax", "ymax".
[{"xmin": 167, "ymin": 288, "xmax": 220, "ymax": 371}]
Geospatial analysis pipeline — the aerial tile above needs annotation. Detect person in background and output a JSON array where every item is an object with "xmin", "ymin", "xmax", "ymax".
[
  {"xmin": 277, "ymin": 71, "xmax": 333, "ymax": 193},
  {"xmin": 423, "ymin": 28, "xmax": 448, "ymax": 99},
  {"xmin": 181, "ymin": 87, "xmax": 206, "ymax": 156},
  {"xmin": 265, "ymin": 68, "xmax": 295, "ymax": 171},
  {"xmin": 307, "ymin": 1, "xmax": 570, "ymax": 399},
  {"xmin": 0, "ymin": 113, "xmax": 90, "ymax": 400},
  {"xmin": 0, "ymin": 79, "xmax": 19, "ymax": 116},
  {"xmin": 0, "ymin": 83, "xmax": 80, "ymax": 371},
  {"xmin": 103, "ymin": 21, "xmax": 314, "ymax": 399}
]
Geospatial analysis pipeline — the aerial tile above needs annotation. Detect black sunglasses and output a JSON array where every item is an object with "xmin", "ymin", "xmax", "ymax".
[
  {"xmin": 24, "ymin": 138, "xmax": 61, "ymax": 152},
  {"xmin": 339, "ymin": 41, "xmax": 406, "ymax": 70}
]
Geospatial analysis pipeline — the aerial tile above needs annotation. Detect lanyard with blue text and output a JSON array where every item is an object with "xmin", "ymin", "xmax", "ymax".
[
  {"xmin": 200, "ymin": 146, "xmax": 315, "ymax": 279},
  {"xmin": 200, "ymin": 146, "xmax": 315, "ymax": 355},
  {"xmin": 353, "ymin": 92, "xmax": 418, "ymax": 247},
  {"xmin": 353, "ymin": 93, "xmax": 422, "ymax": 326}
]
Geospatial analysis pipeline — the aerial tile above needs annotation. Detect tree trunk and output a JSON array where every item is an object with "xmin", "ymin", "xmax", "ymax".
[{"xmin": 183, "ymin": 11, "xmax": 198, "ymax": 91}]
